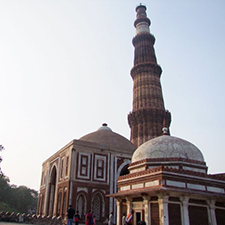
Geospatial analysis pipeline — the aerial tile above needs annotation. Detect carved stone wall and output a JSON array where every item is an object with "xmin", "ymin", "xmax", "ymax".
[{"xmin": 128, "ymin": 5, "xmax": 171, "ymax": 148}]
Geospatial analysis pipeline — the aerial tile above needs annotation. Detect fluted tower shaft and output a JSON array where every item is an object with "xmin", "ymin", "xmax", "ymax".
[{"xmin": 128, "ymin": 5, "xmax": 171, "ymax": 148}]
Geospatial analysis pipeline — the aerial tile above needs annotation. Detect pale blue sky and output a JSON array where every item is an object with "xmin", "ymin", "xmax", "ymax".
[{"xmin": 0, "ymin": 0, "xmax": 225, "ymax": 190}]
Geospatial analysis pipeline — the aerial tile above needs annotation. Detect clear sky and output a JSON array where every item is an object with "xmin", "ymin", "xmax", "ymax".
[{"xmin": 0, "ymin": 0, "xmax": 225, "ymax": 191}]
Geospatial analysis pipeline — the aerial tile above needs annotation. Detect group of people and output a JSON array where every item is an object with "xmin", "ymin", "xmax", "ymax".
[
  {"xmin": 67, "ymin": 206, "xmax": 140, "ymax": 225},
  {"xmin": 109, "ymin": 210, "xmax": 134, "ymax": 225},
  {"xmin": 67, "ymin": 205, "xmax": 81, "ymax": 225},
  {"xmin": 67, "ymin": 206, "xmax": 96, "ymax": 225}
]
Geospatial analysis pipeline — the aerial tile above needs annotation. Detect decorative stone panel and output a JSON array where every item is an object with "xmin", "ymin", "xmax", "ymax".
[{"xmin": 77, "ymin": 153, "xmax": 91, "ymax": 180}]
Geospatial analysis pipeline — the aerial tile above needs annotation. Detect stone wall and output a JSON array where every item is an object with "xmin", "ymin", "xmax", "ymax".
[{"xmin": 0, "ymin": 211, "xmax": 63, "ymax": 225}]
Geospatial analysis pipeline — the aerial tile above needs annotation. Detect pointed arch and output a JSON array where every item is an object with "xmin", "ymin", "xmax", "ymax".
[
  {"xmin": 91, "ymin": 191, "xmax": 105, "ymax": 221},
  {"xmin": 117, "ymin": 160, "xmax": 131, "ymax": 178},
  {"xmin": 57, "ymin": 189, "xmax": 62, "ymax": 216},
  {"xmin": 76, "ymin": 193, "xmax": 87, "ymax": 221},
  {"xmin": 47, "ymin": 165, "xmax": 57, "ymax": 216},
  {"xmin": 62, "ymin": 187, "xmax": 67, "ymax": 219}
]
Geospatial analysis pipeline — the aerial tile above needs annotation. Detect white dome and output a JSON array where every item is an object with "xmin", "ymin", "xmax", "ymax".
[{"xmin": 132, "ymin": 135, "xmax": 205, "ymax": 163}]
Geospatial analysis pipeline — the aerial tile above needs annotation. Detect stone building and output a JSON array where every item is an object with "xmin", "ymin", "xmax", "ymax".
[
  {"xmin": 112, "ymin": 4, "xmax": 225, "ymax": 225},
  {"xmin": 37, "ymin": 123, "xmax": 135, "ymax": 223},
  {"xmin": 114, "ymin": 133, "xmax": 225, "ymax": 225}
]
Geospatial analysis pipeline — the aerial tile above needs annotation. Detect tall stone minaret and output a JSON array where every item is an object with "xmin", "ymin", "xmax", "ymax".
[{"xmin": 128, "ymin": 4, "xmax": 171, "ymax": 148}]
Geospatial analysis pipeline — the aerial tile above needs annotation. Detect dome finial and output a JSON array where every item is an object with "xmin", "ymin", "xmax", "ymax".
[
  {"xmin": 162, "ymin": 127, "xmax": 169, "ymax": 135},
  {"xmin": 162, "ymin": 118, "xmax": 169, "ymax": 135},
  {"xmin": 98, "ymin": 123, "xmax": 112, "ymax": 131}
]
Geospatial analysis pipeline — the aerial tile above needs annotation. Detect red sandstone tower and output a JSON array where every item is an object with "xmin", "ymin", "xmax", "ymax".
[{"xmin": 128, "ymin": 5, "xmax": 171, "ymax": 148}]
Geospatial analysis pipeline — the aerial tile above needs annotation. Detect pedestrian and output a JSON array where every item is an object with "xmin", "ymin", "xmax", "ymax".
[
  {"xmin": 126, "ymin": 210, "xmax": 134, "ymax": 225},
  {"xmin": 108, "ymin": 212, "xmax": 113, "ymax": 225},
  {"xmin": 67, "ymin": 205, "xmax": 75, "ymax": 225},
  {"xmin": 122, "ymin": 213, "xmax": 126, "ymax": 225},
  {"xmin": 93, "ymin": 215, "xmax": 96, "ymax": 225},
  {"xmin": 86, "ymin": 210, "xmax": 93, "ymax": 225},
  {"xmin": 75, "ymin": 210, "xmax": 81, "ymax": 225}
]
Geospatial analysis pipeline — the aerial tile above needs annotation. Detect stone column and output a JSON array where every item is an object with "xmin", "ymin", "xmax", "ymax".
[
  {"xmin": 143, "ymin": 195, "xmax": 150, "ymax": 225},
  {"xmin": 44, "ymin": 166, "xmax": 51, "ymax": 216},
  {"xmin": 158, "ymin": 195, "xmax": 169, "ymax": 225},
  {"xmin": 207, "ymin": 199, "xmax": 217, "ymax": 225},
  {"xmin": 180, "ymin": 196, "xmax": 190, "ymax": 225},
  {"xmin": 116, "ymin": 198, "xmax": 122, "ymax": 225},
  {"xmin": 126, "ymin": 197, "xmax": 133, "ymax": 215}
]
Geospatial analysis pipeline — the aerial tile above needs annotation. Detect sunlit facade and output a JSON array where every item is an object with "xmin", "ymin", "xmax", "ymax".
[{"xmin": 37, "ymin": 124, "xmax": 135, "ymax": 224}]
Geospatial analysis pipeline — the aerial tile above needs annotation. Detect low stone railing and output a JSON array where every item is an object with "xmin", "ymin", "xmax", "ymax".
[{"xmin": 0, "ymin": 211, "xmax": 63, "ymax": 225}]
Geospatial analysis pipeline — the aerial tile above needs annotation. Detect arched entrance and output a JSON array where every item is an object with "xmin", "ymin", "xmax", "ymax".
[
  {"xmin": 77, "ymin": 193, "xmax": 87, "ymax": 221},
  {"xmin": 91, "ymin": 192, "xmax": 105, "ymax": 222},
  {"xmin": 48, "ymin": 166, "xmax": 57, "ymax": 216},
  {"xmin": 57, "ymin": 190, "xmax": 62, "ymax": 216},
  {"xmin": 117, "ymin": 163, "xmax": 130, "ymax": 224},
  {"xmin": 119, "ymin": 164, "xmax": 129, "ymax": 176}
]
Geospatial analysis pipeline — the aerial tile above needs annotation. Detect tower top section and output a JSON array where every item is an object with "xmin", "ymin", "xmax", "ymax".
[{"xmin": 134, "ymin": 4, "xmax": 150, "ymax": 35}]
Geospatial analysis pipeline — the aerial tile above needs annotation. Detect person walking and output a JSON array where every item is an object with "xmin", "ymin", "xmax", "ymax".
[
  {"xmin": 126, "ymin": 210, "xmax": 134, "ymax": 225},
  {"xmin": 122, "ymin": 213, "xmax": 126, "ymax": 225},
  {"xmin": 93, "ymin": 215, "xmax": 96, "ymax": 225},
  {"xmin": 108, "ymin": 212, "xmax": 113, "ymax": 225},
  {"xmin": 74, "ymin": 210, "xmax": 81, "ymax": 225},
  {"xmin": 86, "ymin": 210, "xmax": 93, "ymax": 225},
  {"xmin": 67, "ymin": 205, "xmax": 75, "ymax": 225}
]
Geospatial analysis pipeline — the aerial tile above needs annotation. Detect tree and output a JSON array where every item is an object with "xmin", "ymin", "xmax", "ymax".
[
  {"xmin": 0, "ymin": 145, "xmax": 4, "ymax": 177},
  {"xmin": 0, "ymin": 176, "xmax": 15, "ymax": 212},
  {"xmin": 0, "ymin": 176, "xmax": 38, "ymax": 213},
  {"xmin": 0, "ymin": 176, "xmax": 11, "ymax": 203},
  {"xmin": 13, "ymin": 186, "xmax": 38, "ymax": 213},
  {"xmin": 0, "ymin": 146, "xmax": 38, "ymax": 213}
]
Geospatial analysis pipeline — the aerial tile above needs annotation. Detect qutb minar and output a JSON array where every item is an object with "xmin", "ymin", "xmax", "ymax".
[{"xmin": 128, "ymin": 5, "xmax": 171, "ymax": 148}]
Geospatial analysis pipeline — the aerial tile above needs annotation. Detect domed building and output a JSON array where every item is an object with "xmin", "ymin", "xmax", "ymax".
[
  {"xmin": 37, "ymin": 123, "xmax": 135, "ymax": 223},
  {"xmin": 113, "ymin": 129, "xmax": 225, "ymax": 225},
  {"xmin": 111, "ymin": 4, "xmax": 225, "ymax": 225}
]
